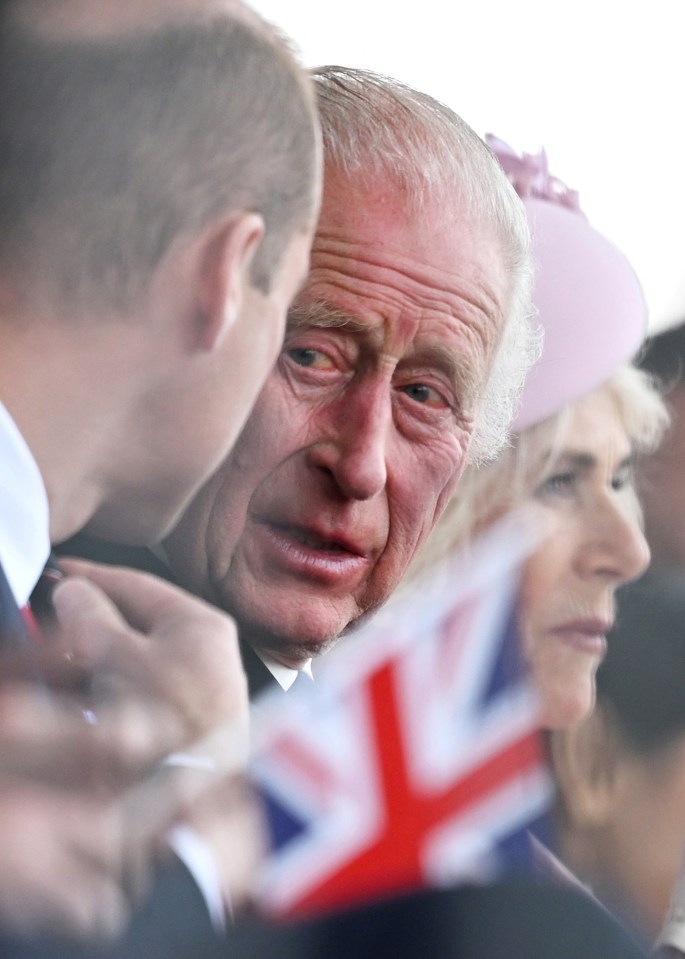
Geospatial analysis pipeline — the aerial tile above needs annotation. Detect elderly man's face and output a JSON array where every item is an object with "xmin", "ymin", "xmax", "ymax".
[{"xmin": 165, "ymin": 172, "xmax": 509, "ymax": 666}]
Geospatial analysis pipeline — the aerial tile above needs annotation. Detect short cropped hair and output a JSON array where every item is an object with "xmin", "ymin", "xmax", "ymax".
[
  {"xmin": 407, "ymin": 365, "xmax": 669, "ymax": 580},
  {"xmin": 311, "ymin": 65, "xmax": 538, "ymax": 465},
  {"xmin": 638, "ymin": 318, "xmax": 685, "ymax": 390},
  {"xmin": 0, "ymin": 5, "xmax": 319, "ymax": 310}
]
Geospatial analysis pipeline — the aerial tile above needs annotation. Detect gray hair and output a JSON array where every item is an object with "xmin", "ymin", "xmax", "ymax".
[
  {"xmin": 311, "ymin": 65, "xmax": 538, "ymax": 464},
  {"xmin": 0, "ymin": 3, "xmax": 320, "ymax": 311}
]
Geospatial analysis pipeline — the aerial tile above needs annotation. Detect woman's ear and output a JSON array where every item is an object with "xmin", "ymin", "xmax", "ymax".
[
  {"xmin": 549, "ymin": 707, "xmax": 624, "ymax": 827},
  {"xmin": 193, "ymin": 211, "xmax": 265, "ymax": 352}
]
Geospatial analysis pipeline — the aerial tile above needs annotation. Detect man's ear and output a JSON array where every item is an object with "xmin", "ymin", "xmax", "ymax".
[
  {"xmin": 194, "ymin": 211, "xmax": 265, "ymax": 352},
  {"xmin": 549, "ymin": 708, "xmax": 623, "ymax": 827}
]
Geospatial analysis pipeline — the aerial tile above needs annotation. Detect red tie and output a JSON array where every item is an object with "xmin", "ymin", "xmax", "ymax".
[
  {"xmin": 28, "ymin": 561, "xmax": 63, "ymax": 638},
  {"xmin": 20, "ymin": 603, "xmax": 39, "ymax": 640}
]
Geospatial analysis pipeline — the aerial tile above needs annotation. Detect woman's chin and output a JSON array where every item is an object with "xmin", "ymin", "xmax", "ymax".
[{"xmin": 540, "ymin": 688, "xmax": 595, "ymax": 730}]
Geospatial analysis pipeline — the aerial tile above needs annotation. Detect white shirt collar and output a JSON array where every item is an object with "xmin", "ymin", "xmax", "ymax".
[
  {"xmin": 259, "ymin": 651, "xmax": 313, "ymax": 690},
  {"xmin": 0, "ymin": 402, "xmax": 50, "ymax": 604}
]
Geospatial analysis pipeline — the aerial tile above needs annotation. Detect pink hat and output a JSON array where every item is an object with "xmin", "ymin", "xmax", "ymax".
[{"xmin": 487, "ymin": 135, "xmax": 648, "ymax": 432}]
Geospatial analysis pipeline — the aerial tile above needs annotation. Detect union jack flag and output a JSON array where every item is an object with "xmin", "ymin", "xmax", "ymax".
[{"xmin": 251, "ymin": 512, "xmax": 553, "ymax": 918}]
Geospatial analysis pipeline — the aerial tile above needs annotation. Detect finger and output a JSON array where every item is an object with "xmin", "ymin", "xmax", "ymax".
[
  {"xmin": 51, "ymin": 574, "xmax": 160, "ymax": 706},
  {"xmin": 59, "ymin": 560, "xmax": 247, "ymax": 733},
  {"xmin": 57, "ymin": 558, "xmax": 222, "ymax": 635},
  {"xmin": 0, "ymin": 680, "xmax": 190, "ymax": 790},
  {"xmin": 56, "ymin": 561, "xmax": 248, "ymax": 754},
  {"xmin": 0, "ymin": 683, "xmax": 121, "ymax": 788},
  {"xmin": 51, "ymin": 575, "xmax": 128, "ymax": 665}
]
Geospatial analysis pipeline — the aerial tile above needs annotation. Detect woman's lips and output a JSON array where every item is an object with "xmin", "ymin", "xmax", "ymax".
[{"xmin": 548, "ymin": 618, "xmax": 611, "ymax": 656}]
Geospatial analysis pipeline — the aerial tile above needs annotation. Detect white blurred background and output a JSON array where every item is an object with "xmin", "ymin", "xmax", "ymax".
[{"xmin": 251, "ymin": 0, "xmax": 685, "ymax": 334}]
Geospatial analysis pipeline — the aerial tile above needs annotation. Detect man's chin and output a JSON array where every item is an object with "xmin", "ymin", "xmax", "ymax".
[
  {"xmin": 238, "ymin": 612, "xmax": 347, "ymax": 670},
  {"xmin": 268, "ymin": 632, "xmax": 342, "ymax": 667}
]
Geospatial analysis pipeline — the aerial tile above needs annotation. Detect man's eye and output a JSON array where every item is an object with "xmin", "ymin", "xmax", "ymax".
[
  {"xmin": 401, "ymin": 383, "xmax": 445, "ymax": 407},
  {"xmin": 286, "ymin": 347, "xmax": 332, "ymax": 370}
]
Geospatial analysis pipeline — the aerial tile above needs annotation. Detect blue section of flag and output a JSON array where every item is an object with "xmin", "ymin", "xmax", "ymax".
[
  {"xmin": 262, "ymin": 789, "xmax": 309, "ymax": 853},
  {"xmin": 480, "ymin": 599, "xmax": 524, "ymax": 707}
]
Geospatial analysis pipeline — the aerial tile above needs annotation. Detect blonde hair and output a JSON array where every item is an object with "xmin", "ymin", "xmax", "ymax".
[{"xmin": 405, "ymin": 365, "xmax": 669, "ymax": 583}]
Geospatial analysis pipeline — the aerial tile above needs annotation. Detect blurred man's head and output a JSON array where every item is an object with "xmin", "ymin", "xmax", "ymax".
[
  {"xmin": 637, "ymin": 319, "xmax": 685, "ymax": 566},
  {"xmin": 164, "ymin": 66, "xmax": 537, "ymax": 667},
  {"xmin": 0, "ymin": 0, "xmax": 321, "ymax": 542}
]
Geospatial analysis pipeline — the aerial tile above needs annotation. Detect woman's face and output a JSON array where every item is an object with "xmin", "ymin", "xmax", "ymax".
[{"xmin": 519, "ymin": 389, "xmax": 650, "ymax": 729}]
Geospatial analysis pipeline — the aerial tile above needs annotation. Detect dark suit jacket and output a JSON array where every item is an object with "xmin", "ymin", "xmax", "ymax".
[
  {"xmin": 196, "ymin": 881, "xmax": 648, "ymax": 959},
  {"xmin": 0, "ymin": 880, "xmax": 647, "ymax": 959},
  {"xmin": 0, "ymin": 556, "xmax": 30, "ymax": 651}
]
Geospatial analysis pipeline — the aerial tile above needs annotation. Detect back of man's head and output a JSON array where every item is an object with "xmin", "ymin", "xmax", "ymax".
[
  {"xmin": 639, "ymin": 319, "xmax": 685, "ymax": 388},
  {"xmin": 311, "ymin": 65, "xmax": 537, "ymax": 464},
  {"xmin": 0, "ymin": 0, "xmax": 320, "ymax": 313},
  {"xmin": 637, "ymin": 319, "xmax": 685, "ymax": 565}
]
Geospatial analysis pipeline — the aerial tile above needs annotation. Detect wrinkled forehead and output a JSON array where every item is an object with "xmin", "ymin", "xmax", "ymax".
[{"xmin": 302, "ymin": 222, "xmax": 508, "ymax": 390}]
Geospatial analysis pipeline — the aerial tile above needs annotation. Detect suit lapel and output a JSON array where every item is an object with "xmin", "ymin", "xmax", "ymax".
[
  {"xmin": 0, "ymin": 557, "xmax": 29, "ymax": 650},
  {"xmin": 239, "ymin": 639, "xmax": 280, "ymax": 699}
]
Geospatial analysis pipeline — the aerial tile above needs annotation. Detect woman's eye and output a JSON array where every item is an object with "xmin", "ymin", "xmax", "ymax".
[
  {"xmin": 400, "ymin": 383, "xmax": 446, "ymax": 407},
  {"xmin": 286, "ymin": 347, "xmax": 333, "ymax": 370},
  {"xmin": 536, "ymin": 471, "xmax": 577, "ymax": 497},
  {"xmin": 611, "ymin": 466, "xmax": 633, "ymax": 492}
]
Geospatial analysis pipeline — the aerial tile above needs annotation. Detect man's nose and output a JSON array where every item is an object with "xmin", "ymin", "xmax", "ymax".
[{"xmin": 306, "ymin": 380, "xmax": 390, "ymax": 501}]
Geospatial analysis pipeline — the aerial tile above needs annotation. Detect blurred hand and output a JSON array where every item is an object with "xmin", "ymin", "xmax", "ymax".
[
  {"xmin": 54, "ymin": 560, "xmax": 249, "ymax": 760},
  {"xmin": 0, "ymin": 560, "xmax": 250, "ymax": 941}
]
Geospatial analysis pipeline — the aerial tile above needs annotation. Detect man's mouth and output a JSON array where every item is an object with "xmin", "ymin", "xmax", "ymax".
[
  {"xmin": 249, "ymin": 518, "xmax": 373, "ymax": 590},
  {"xmin": 284, "ymin": 526, "xmax": 347, "ymax": 553},
  {"xmin": 270, "ymin": 522, "xmax": 365, "ymax": 557}
]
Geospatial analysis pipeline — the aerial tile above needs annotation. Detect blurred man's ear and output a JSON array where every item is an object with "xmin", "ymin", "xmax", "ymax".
[
  {"xmin": 550, "ymin": 708, "xmax": 623, "ymax": 826},
  {"xmin": 193, "ymin": 211, "xmax": 266, "ymax": 352}
]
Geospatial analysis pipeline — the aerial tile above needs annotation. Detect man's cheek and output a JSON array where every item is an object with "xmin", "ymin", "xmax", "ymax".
[
  {"xmin": 229, "ymin": 413, "xmax": 284, "ymax": 475},
  {"xmin": 433, "ymin": 482, "xmax": 459, "ymax": 525},
  {"xmin": 427, "ymin": 449, "xmax": 466, "ymax": 522},
  {"xmin": 377, "ymin": 514, "xmax": 423, "ymax": 584}
]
